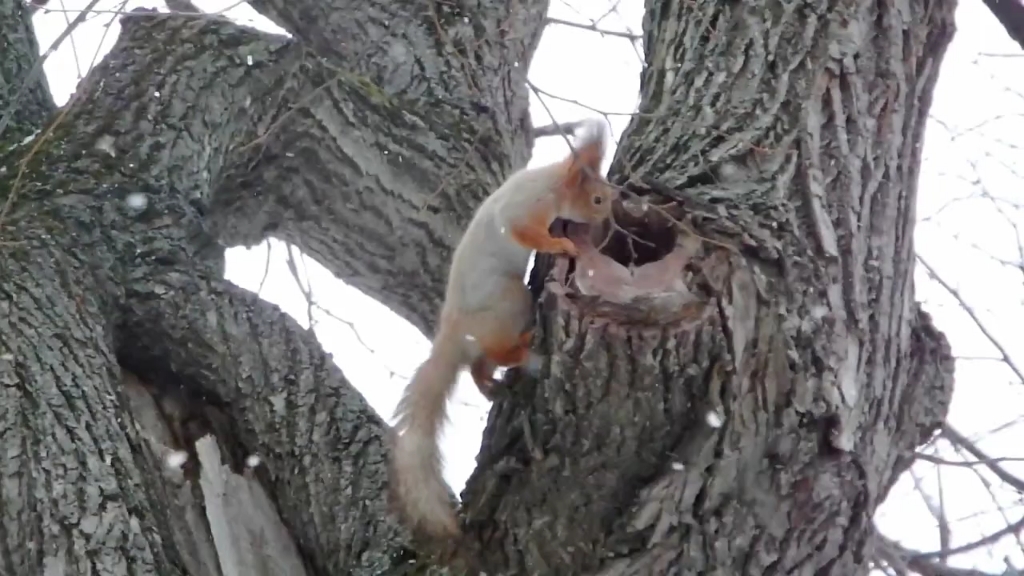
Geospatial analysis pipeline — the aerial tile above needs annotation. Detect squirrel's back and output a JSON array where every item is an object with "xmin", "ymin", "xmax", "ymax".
[
  {"xmin": 390, "ymin": 121, "xmax": 612, "ymax": 539},
  {"xmin": 441, "ymin": 163, "xmax": 561, "ymax": 314}
]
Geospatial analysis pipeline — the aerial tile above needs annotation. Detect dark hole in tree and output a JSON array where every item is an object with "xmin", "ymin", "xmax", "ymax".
[{"xmin": 594, "ymin": 205, "xmax": 679, "ymax": 268}]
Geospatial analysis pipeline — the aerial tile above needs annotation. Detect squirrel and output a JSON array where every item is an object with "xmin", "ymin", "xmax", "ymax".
[{"xmin": 390, "ymin": 119, "xmax": 618, "ymax": 539}]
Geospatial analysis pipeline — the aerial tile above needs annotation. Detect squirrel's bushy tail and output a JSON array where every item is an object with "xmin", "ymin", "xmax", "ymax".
[
  {"xmin": 573, "ymin": 117, "xmax": 609, "ymax": 149},
  {"xmin": 390, "ymin": 329, "xmax": 465, "ymax": 537}
]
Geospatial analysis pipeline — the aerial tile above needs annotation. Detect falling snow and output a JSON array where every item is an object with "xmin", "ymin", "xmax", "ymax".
[
  {"xmin": 125, "ymin": 192, "xmax": 148, "ymax": 210},
  {"xmin": 19, "ymin": 130, "xmax": 40, "ymax": 147},
  {"xmin": 705, "ymin": 410, "xmax": 723, "ymax": 428},
  {"xmin": 165, "ymin": 450, "xmax": 188, "ymax": 469},
  {"xmin": 94, "ymin": 134, "xmax": 116, "ymax": 157}
]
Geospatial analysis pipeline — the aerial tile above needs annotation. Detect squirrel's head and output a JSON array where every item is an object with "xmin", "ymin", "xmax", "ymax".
[{"xmin": 556, "ymin": 120, "xmax": 618, "ymax": 224}]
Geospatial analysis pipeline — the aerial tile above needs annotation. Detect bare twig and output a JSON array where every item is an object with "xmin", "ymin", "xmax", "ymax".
[
  {"xmin": 917, "ymin": 255, "xmax": 1024, "ymax": 385},
  {"xmin": 284, "ymin": 243, "xmax": 315, "ymax": 329},
  {"xmin": 308, "ymin": 302, "xmax": 411, "ymax": 381},
  {"xmin": 256, "ymin": 239, "xmax": 274, "ymax": 297},
  {"xmin": 916, "ymin": 452, "xmax": 1024, "ymax": 468},
  {"xmin": 911, "ymin": 514, "xmax": 1024, "ymax": 562},
  {"xmin": 532, "ymin": 120, "xmax": 586, "ymax": 139},
  {"xmin": 528, "ymin": 81, "xmax": 637, "ymax": 118},
  {"xmin": 278, "ymin": 242, "xmax": 410, "ymax": 379},
  {"xmin": 942, "ymin": 426, "xmax": 1024, "ymax": 495},
  {"xmin": 58, "ymin": 0, "xmax": 84, "ymax": 79},
  {"xmin": 545, "ymin": 17, "xmax": 641, "ymax": 41},
  {"xmin": 878, "ymin": 530, "xmax": 1006, "ymax": 576}
]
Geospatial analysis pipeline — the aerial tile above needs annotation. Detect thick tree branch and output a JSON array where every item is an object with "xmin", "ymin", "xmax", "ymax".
[
  {"xmin": 1, "ymin": 3, "xmax": 564, "ymax": 569},
  {"xmin": 245, "ymin": 0, "xmax": 546, "ymax": 106},
  {"xmin": 0, "ymin": 9, "xmax": 435, "ymax": 572},
  {"xmin": 982, "ymin": 0, "xmax": 1024, "ymax": 50},
  {"xmin": 0, "ymin": 219, "xmax": 417, "ymax": 573},
  {"xmin": 0, "ymin": 0, "xmax": 968, "ymax": 573},
  {"xmin": 234, "ymin": 0, "xmax": 550, "ymax": 332},
  {"xmin": 457, "ymin": 1, "xmax": 958, "ymax": 573},
  {"xmin": 5, "ymin": 3, "xmax": 549, "ymax": 335},
  {"xmin": 209, "ymin": 70, "xmax": 492, "ymax": 333},
  {"xmin": 0, "ymin": 0, "xmax": 56, "ymax": 143},
  {"xmin": 118, "ymin": 266, "xmax": 414, "ymax": 573},
  {"xmin": 0, "ymin": 239, "xmax": 184, "ymax": 573},
  {"xmin": 211, "ymin": 0, "xmax": 550, "ymax": 333}
]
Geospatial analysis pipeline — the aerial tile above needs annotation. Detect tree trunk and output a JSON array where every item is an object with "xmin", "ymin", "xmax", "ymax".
[{"xmin": 0, "ymin": 1, "xmax": 957, "ymax": 576}]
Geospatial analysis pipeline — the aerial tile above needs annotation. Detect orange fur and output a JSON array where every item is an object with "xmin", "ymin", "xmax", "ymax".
[{"xmin": 390, "ymin": 118, "xmax": 617, "ymax": 539}]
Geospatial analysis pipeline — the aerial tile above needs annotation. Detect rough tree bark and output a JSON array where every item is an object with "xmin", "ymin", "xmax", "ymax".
[{"xmin": 0, "ymin": 0, "xmax": 959, "ymax": 575}]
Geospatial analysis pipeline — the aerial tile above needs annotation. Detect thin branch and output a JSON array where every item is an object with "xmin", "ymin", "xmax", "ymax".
[
  {"xmin": 917, "ymin": 255, "xmax": 1024, "ymax": 385},
  {"xmin": 942, "ymin": 426, "xmax": 1024, "ymax": 495},
  {"xmin": 878, "ymin": 531, "xmax": 1005, "ymax": 576},
  {"xmin": 528, "ymin": 81, "xmax": 638, "ymax": 117},
  {"xmin": 525, "ymin": 80, "xmax": 583, "ymax": 151},
  {"xmin": 937, "ymin": 468, "xmax": 951, "ymax": 562},
  {"xmin": 532, "ymin": 120, "xmax": 586, "ymax": 139},
  {"xmin": 911, "ymin": 514, "xmax": 1024, "ymax": 562},
  {"xmin": 277, "ymin": 243, "xmax": 411, "ymax": 380},
  {"xmin": 947, "ymin": 435, "xmax": 1024, "ymax": 561},
  {"xmin": 36, "ymin": 0, "xmax": 246, "ymax": 17},
  {"xmin": 545, "ymin": 16, "xmax": 641, "ymax": 41},
  {"xmin": 916, "ymin": 452, "xmax": 1024, "ymax": 469},
  {"xmin": 909, "ymin": 467, "xmax": 953, "ymax": 564},
  {"xmin": 257, "ymin": 240, "xmax": 273, "ymax": 297},
  {"xmin": 307, "ymin": 302, "xmax": 415, "ymax": 382},
  {"xmin": 284, "ymin": 242, "xmax": 315, "ymax": 329},
  {"xmin": 58, "ymin": 0, "xmax": 84, "ymax": 79}
]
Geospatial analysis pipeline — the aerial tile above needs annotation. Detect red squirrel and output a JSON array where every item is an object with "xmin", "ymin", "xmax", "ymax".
[{"xmin": 390, "ymin": 120, "xmax": 617, "ymax": 538}]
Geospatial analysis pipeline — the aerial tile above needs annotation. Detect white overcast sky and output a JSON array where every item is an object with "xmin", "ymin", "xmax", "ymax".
[{"xmin": 29, "ymin": 0, "xmax": 1024, "ymax": 572}]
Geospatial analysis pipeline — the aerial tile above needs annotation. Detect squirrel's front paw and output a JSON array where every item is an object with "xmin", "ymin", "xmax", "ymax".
[{"xmin": 557, "ymin": 238, "xmax": 579, "ymax": 257}]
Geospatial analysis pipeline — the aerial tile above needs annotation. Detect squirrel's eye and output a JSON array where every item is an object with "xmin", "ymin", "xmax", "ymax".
[{"xmin": 593, "ymin": 195, "xmax": 603, "ymax": 205}]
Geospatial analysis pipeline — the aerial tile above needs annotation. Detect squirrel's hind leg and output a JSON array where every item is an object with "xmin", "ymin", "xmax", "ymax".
[
  {"xmin": 469, "ymin": 356, "xmax": 498, "ymax": 400},
  {"xmin": 469, "ymin": 331, "xmax": 533, "ymax": 401},
  {"xmin": 483, "ymin": 331, "xmax": 533, "ymax": 366}
]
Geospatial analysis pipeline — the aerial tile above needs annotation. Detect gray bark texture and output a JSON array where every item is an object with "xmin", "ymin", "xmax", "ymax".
[{"xmin": 0, "ymin": 0, "xmax": 959, "ymax": 574}]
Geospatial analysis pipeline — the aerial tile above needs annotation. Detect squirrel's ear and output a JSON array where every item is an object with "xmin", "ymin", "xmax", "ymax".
[{"xmin": 563, "ymin": 120, "xmax": 607, "ymax": 187}]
